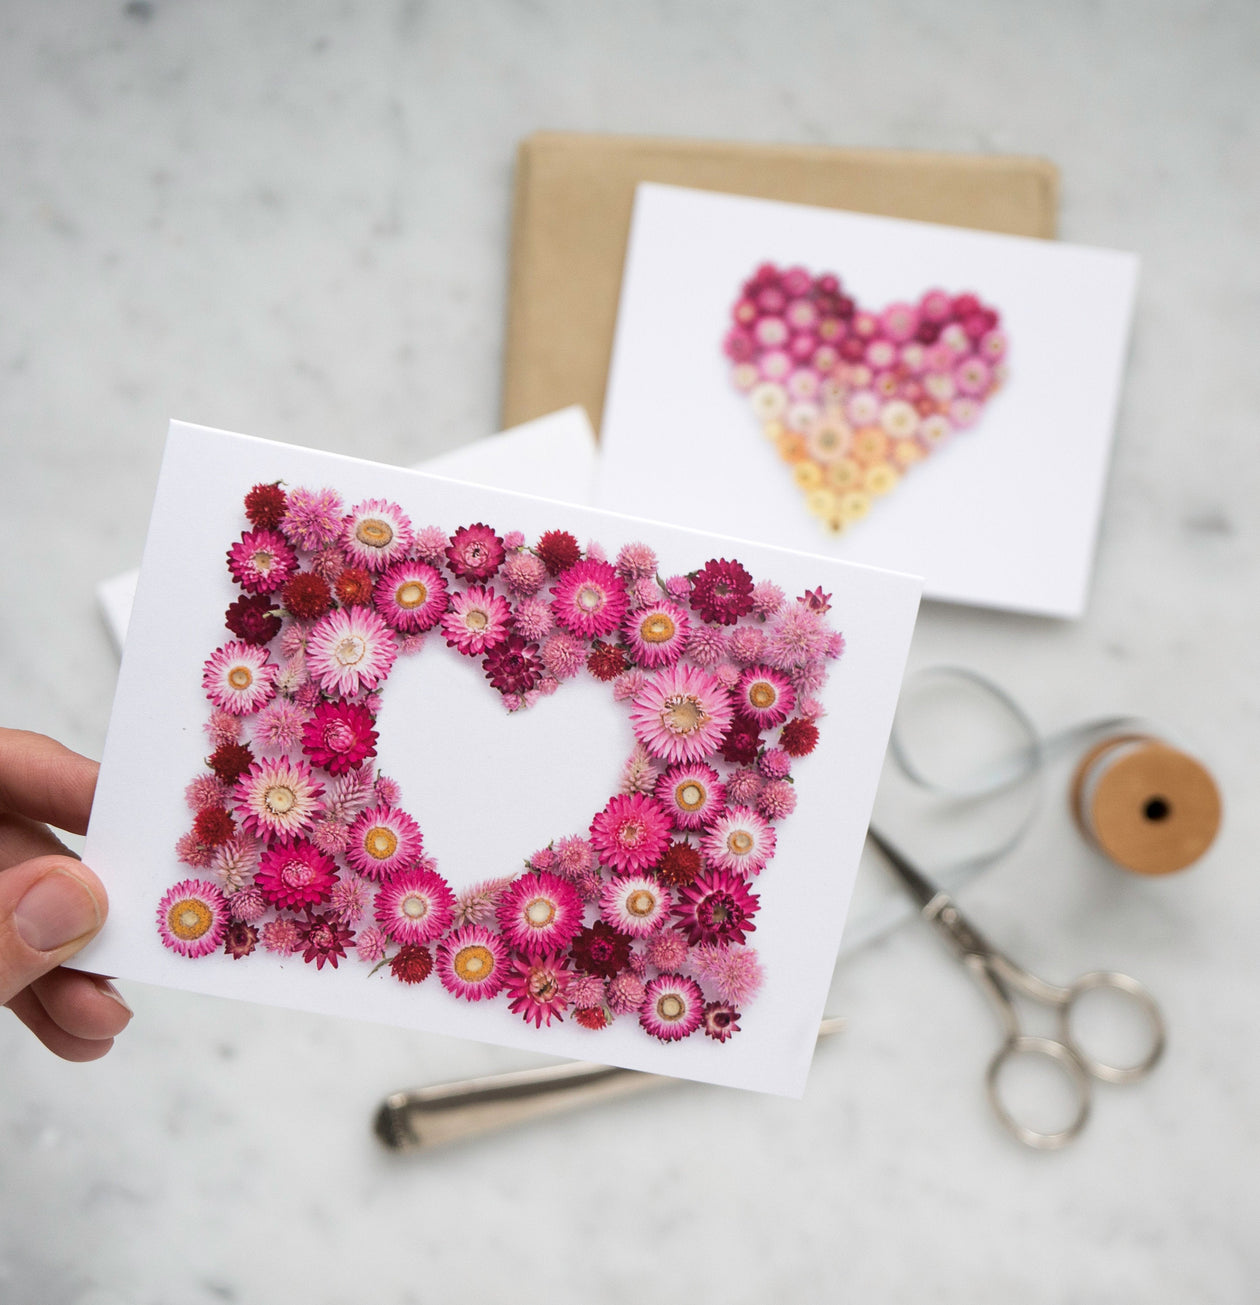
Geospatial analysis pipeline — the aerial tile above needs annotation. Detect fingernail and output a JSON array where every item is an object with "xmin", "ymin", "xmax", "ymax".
[
  {"xmin": 13, "ymin": 869, "xmax": 102, "ymax": 952},
  {"xmin": 92, "ymin": 976, "xmax": 133, "ymax": 1017}
]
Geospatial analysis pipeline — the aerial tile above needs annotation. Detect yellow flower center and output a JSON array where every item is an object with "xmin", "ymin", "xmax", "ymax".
[
  {"xmin": 356, "ymin": 518, "xmax": 394, "ymax": 549},
  {"xmin": 727, "ymin": 830, "xmax": 754, "ymax": 856},
  {"xmin": 465, "ymin": 609, "xmax": 488, "ymax": 631},
  {"xmin": 455, "ymin": 944, "xmax": 494, "ymax": 982},
  {"xmin": 228, "ymin": 666, "xmax": 254, "ymax": 690},
  {"xmin": 662, "ymin": 693, "xmax": 706, "ymax": 735},
  {"xmin": 626, "ymin": 889, "xmax": 657, "ymax": 918},
  {"xmin": 748, "ymin": 681, "xmax": 776, "ymax": 710},
  {"xmin": 365, "ymin": 826, "xmax": 399, "ymax": 860},
  {"xmin": 334, "ymin": 635, "xmax": 367, "ymax": 667},
  {"xmin": 656, "ymin": 993, "xmax": 685, "ymax": 1022},
  {"xmin": 265, "ymin": 784, "xmax": 296, "ymax": 815},
  {"xmin": 640, "ymin": 613, "xmax": 676, "ymax": 644},
  {"xmin": 396, "ymin": 581, "xmax": 427, "ymax": 609},
  {"xmin": 524, "ymin": 897, "xmax": 556, "ymax": 928},
  {"xmin": 400, "ymin": 893, "xmax": 429, "ymax": 920},
  {"xmin": 168, "ymin": 898, "xmax": 213, "ymax": 941},
  {"xmin": 677, "ymin": 781, "xmax": 706, "ymax": 811}
]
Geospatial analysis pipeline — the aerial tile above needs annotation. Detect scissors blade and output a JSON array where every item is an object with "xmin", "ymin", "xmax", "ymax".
[{"xmin": 865, "ymin": 825, "xmax": 945, "ymax": 913}]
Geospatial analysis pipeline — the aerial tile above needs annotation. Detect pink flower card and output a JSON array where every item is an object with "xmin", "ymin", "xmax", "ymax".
[
  {"xmin": 599, "ymin": 185, "xmax": 1139, "ymax": 620},
  {"xmin": 77, "ymin": 421, "xmax": 920, "ymax": 1096}
]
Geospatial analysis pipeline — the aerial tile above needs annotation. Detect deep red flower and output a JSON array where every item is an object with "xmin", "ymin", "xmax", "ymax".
[
  {"xmin": 223, "ymin": 921, "xmax": 259, "ymax": 959},
  {"xmin": 208, "ymin": 741, "xmax": 254, "ymax": 785},
  {"xmin": 301, "ymin": 699, "xmax": 378, "ymax": 775},
  {"xmin": 483, "ymin": 634, "xmax": 541, "ymax": 696},
  {"xmin": 298, "ymin": 912, "xmax": 353, "ymax": 970},
  {"xmin": 334, "ymin": 567, "xmax": 374, "ymax": 607},
  {"xmin": 282, "ymin": 572, "xmax": 334, "ymax": 620},
  {"xmin": 535, "ymin": 530, "xmax": 581, "ymax": 576},
  {"xmin": 656, "ymin": 840, "xmax": 703, "ymax": 888},
  {"xmin": 445, "ymin": 523, "xmax": 505, "ymax": 582},
  {"xmin": 719, "ymin": 714, "xmax": 762, "ymax": 765},
  {"xmin": 569, "ymin": 921, "xmax": 631, "ymax": 979},
  {"xmin": 224, "ymin": 593, "xmax": 282, "ymax": 645},
  {"xmin": 690, "ymin": 559, "xmax": 755, "ymax": 626},
  {"xmin": 574, "ymin": 1006, "xmax": 609, "ymax": 1030},
  {"xmin": 390, "ymin": 944, "xmax": 434, "ymax": 985},
  {"xmin": 193, "ymin": 806, "xmax": 235, "ymax": 847},
  {"xmin": 587, "ymin": 640, "xmax": 628, "ymax": 682},
  {"xmin": 779, "ymin": 718, "xmax": 820, "ymax": 757},
  {"xmin": 244, "ymin": 482, "xmax": 287, "ymax": 529}
]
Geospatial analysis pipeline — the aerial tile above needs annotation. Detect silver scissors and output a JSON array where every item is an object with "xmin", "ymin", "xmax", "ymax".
[{"xmin": 868, "ymin": 826, "xmax": 1165, "ymax": 1150}]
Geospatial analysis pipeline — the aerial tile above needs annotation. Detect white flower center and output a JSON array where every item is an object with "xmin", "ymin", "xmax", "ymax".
[
  {"xmin": 228, "ymin": 666, "xmax": 254, "ymax": 690},
  {"xmin": 662, "ymin": 693, "xmax": 706, "ymax": 735},
  {"xmin": 265, "ymin": 784, "xmax": 296, "ymax": 815},
  {"xmin": 657, "ymin": 993, "xmax": 685, "ymax": 1022},
  {"xmin": 525, "ymin": 897, "xmax": 556, "ymax": 927},
  {"xmin": 396, "ymin": 581, "xmax": 426, "ymax": 609},
  {"xmin": 576, "ymin": 584, "xmax": 604, "ymax": 612},
  {"xmin": 401, "ymin": 893, "xmax": 429, "ymax": 920},
  {"xmin": 334, "ymin": 635, "xmax": 367, "ymax": 667}
]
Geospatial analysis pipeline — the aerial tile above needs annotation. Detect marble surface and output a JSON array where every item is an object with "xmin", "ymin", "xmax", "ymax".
[{"xmin": 2, "ymin": 3, "xmax": 1257, "ymax": 1302}]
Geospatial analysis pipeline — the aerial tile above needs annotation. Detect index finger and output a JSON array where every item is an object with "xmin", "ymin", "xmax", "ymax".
[{"xmin": 0, "ymin": 729, "xmax": 99, "ymax": 836}]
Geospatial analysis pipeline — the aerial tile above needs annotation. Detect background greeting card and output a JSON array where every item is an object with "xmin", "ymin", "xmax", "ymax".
[
  {"xmin": 77, "ymin": 421, "xmax": 921, "ymax": 1097},
  {"xmin": 598, "ymin": 184, "xmax": 1139, "ymax": 619}
]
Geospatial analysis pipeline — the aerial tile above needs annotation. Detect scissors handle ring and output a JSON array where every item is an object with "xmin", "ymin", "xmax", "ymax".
[
  {"xmin": 1060, "ymin": 970, "xmax": 1166, "ymax": 1084},
  {"xmin": 985, "ymin": 1035, "xmax": 1092, "ymax": 1151}
]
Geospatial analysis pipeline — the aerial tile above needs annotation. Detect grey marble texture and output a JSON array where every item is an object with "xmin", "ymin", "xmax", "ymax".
[{"xmin": 2, "ymin": 3, "xmax": 1257, "ymax": 1302}]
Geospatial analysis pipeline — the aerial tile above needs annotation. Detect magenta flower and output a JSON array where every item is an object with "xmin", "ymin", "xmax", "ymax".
[
  {"xmin": 599, "ymin": 875, "xmax": 674, "ymax": 938},
  {"xmin": 701, "ymin": 806, "xmax": 777, "ymax": 876},
  {"xmin": 437, "ymin": 924, "xmax": 510, "ymax": 1002},
  {"xmin": 505, "ymin": 952, "xmax": 572, "ymax": 1028},
  {"xmin": 622, "ymin": 601, "xmax": 690, "ymax": 669},
  {"xmin": 301, "ymin": 699, "xmax": 378, "ymax": 775},
  {"xmin": 374, "ymin": 866, "xmax": 456, "ymax": 945},
  {"xmin": 157, "ymin": 878, "xmax": 228, "ymax": 958},
  {"xmin": 736, "ymin": 665, "xmax": 796, "ymax": 729},
  {"xmin": 279, "ymin": 486, "xmax": 344, "ymax": 551},
  {"xmin": 589, "ymin": 792, "xmax": 672, "ymax": 874},
  {"xmin": 227, "ymin": 528, "xmax": 297, "ymax": 595},
  {"xmin": 655, "ymin": 762, "xmax": 726, "ymax": 831},
  {"xmin": 503, "ymin": 551, "xmax": 548, "ymax": 598},
  {"xmin": 483, "ymin": 634, "xmax": 541, "ymax": 696},
  {"xmin": 233, "ymin": 757, "xmax": 324, "ymax": 844},
  {"xmin": 345, "ymin": 804, "xmax": 424, "ymax": 880},
  {"xmin": 440, "ymin": 585, "xmax": 512, "ymax": 656},
  {"xmin": 445, "ymin": 523, "xmax": 505, "ymax": 581},
  {"xmin": 373, "ymin": 560, "xmax": 449, "ymax": 633},
  {"xmin": 629, "ymin": 664, "xmax": 733, "ymax": 765},
  {"xmin": 341, "ymin": 498, "xmax": 414, "ymax": 571},
  {"xmin": 692, "ymin": 942, "xmax": 764, "ymax": 1005},
  {"xmin": 306, "ymin": 606, "xmax": 398, "ymax": 696},
  {"xmin": 298, "ymin": 913, "xmax": 354, "ymax": 970},
  {"xmin": 255, "ymin": 840, "xmax": 338, "ymax": 911},
  {"xmin": 639, "ymin": 974, "xmax": 705, "ymax": 1042},
  {"xmin": 550, "ymin": 559, "xmax": 628, "ymax": 639},
  {"xmin": 703, "ymin": 1002, "xmax": 741, "ymax": 1042},
  {"xmin": 690, "ymin": 558, "xmax": 754, "ymax": 626},
  {"xmin": 674, "ymin": 868, "xmax": 760, "ymax": 946},
  {"xmin": 202, "ymin": 641, "xmax": 277, "ymax": 716},
  {"xmin": 496, "ymin": 872, "xmax": 585, "ymax": 957}
]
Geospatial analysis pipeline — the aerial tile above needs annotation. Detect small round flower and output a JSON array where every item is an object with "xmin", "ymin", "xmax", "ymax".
[
  {"xmin": 534, "ymin": 530, "xmax": 581, "ymax": 575},
  {"xmin": 355, "ymin": 923, "xmax": 389, "ymax": 963},
  {"xmin": 726, "ymin": 626, "xmax": 766, "ymax": 667},
  {"xmin": 244, "ymin": 481, "xmax": 287, "ymax": 529},
  {"xmin": 690, "ymin": 559, "xmax": 755, "ymax": 626},
  {"xmin": 719, "ymin": 714, "xmax": 762, "ymax": 767},
  {"xmin": 551, "ymin": 559, "xmax": 629, "ymax": 639},
  {"xmin": 224, "ymin": 593, "xmax": 283, "ymax": 646},
  {"xmin": 736, "ymin": 666, "xmax": 796, "ymax": 729},
  {"xmin": 779, "ymin": 717, "xmax": 821, "ymax": 757},
  {"xmin": 701, "ymin": 806, "xmax": 777, "ymax": 876},
  {"xmin": 300, "ymin": 699, "xmax": 378, "ymax": 775},
  {"xmin": 674, "ymin": 869, "xmax": 760, "ymax": 946},
  {"xmin": 228, "ymin": 885, "xmax": 266, "ymax": 922},
  {"xmin": 298, "ymin": 912, "xmax": 353, "ymax": 970},
  {"xmin": 703, "ymin": 1002, "xmax": 741, "ymax": 1042},
  {"xmin": 615, "ymin": 541, "xmax": 658, "ymax": 583},
  {"xmin": 157, "ymin": 878, "xmax": 228, "ymax": 957},
  {"xmin": 278, "ymin": 486, "xmax": 343, "ymax": 550},
  {"xmin": 622, "ymin": 601, "xmax": 690, "ymax": 669},
  {"xmin": 496, "ymin": 872, "xmax": 585, "ymax": 957},
  {"xmin": 483, "ymin": 634, "xmax": 542, "ymax": 696},
  {"xmin": 329, "ymin": 874, "xmax": 372, "ymax": 924},
  {"xmin": 335, "ymin": 566, "xmax": 374, "ymax": 607},
  {"xmin": 758, "ymin": 778, "xmax": 797, "ymax": 820},
  {"xmin": 211, "ymin": 837, "xmax": 259, "ymax": 894},
  {"xmin": 306, "ymin": 606, "xmax": 398, "ymax": 697},
  {"xmin": 600, "ymin": 875, "xmax": 674, "ymax": 938},
  {"xmin": 645, "ymin": 927, "xmax": 690, "ymax": 971},
  {"xmin": 441, "ymin": 585, "xmax": 513, "ymax": 656},
  {"xmin": 254, "ymin": 840, "xmax": 337, "ymax": 911},
  {"xmin": 586, "ymin": 641, "xmax": 628, "ymax": 681},
  {"xmin": 639, "ymin": 974, "xmax": 704, "ymax": 1042},
  {"xmin": 656, "ymin": 763, "xmax": 725, "ymax": 830},
  {"xmin": 388, "ymin": 943, "xmax": 434, "ymax": 984},
  {"xmin": 222, "ymin": 920, "xmax": 258, "ymax": 959},
  {"xmin": 233, "ymin": 757, "xmax": 324, "ymax": 844},
  {"xmin": 252, "ymin": 699, "xmax": 309, "ymax": 754},
  {"xmin": 204, "ymin": 710, "xmax": 243, "ymax": 747},
  {"xmin": 281, "ymin": 572, "xmax": 334, "ymax": 621},
  {"xmin": 506, "ymin": 952, "xmax": 571, "ymax": 1028},
  {"xmin": 445, "ymin": 523, "xmax": 505, "ymax": 581},
  {"xmin": 437, "ymin": 924, "xmax": 510, "ymax": 1001},
  {"xmin": 374, "ymin": 866, "xmax": 455, "ymax": 944},
  {"xmin": 207, "ymin": 742, "xmax": 254, "ymax": 788},
  {"xmin": 763, "ymin": 603, "xmax": 832, "ymax": 671},
  {"xmin": 203, "ymin": 641, "xmax": 277, "ymax": 716},
  {"xmin": 686, "ymin": 626, "xmax": 727, "ymax": 668},
  {"xmin": 569, "ymin": 972, "xmax": 606, "ymax": 1011},
  {"xmin": 192, "ymin": 806, "xmax": 235, "ymax": 848},
  {"xmin": 758, "ymin": 747, "xmax": 792, "ymax": 780},
  {"xmin": 261, "ymin": 917, "xmax": 303, "ymax": 956},
  {"xmin": 227, "ymin": 529, "xmax": 297, "ymax": 595},
  {"xmin": 629, "ymin": 664, "xmax": 733, "ymax": 765},
  {"xmin": 589, "ymin": 793, "xmax": 672, "ymax": 874},
  {"xmin": 656, "ymin": 840, "xmax": 703, "ymax": 888},
  {"xmin": 725, "ymin": 767, "xmax": 763, "ymax": 806},
  {"xmin": 692, "ymin": 942, "xmax": 765, "ymax": 1005},
  {"xmin": 346, "ymin": 805, "xmax": 424, "ymax": 880},
  {"xmin": 185, "ymin": 773, "xmax": 228, "ymax": 813},
  {"xmin": 342, "ymin": 498, "xmax": 414, "ymax": 571},
  {"xmin": 502, "ymin": 551, "xmax": 549, "ymax": 598},
  {"xmin": 569, "ymin": 921, "xmax": 632, "ymax": 978},
  {"xmin": 608, "ymin": 970, "xmax": 647, "ymax": 1015},
  {"xmin": 369, "ymin": 560, "xmax": 448, "ymax": 634}
]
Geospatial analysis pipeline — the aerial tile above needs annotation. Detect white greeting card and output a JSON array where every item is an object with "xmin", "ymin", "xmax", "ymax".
[
  {"xmin": 599, "ymin": 184, "xmax": 1139, "ymax": 619},
  {"xmin": 77, "ymin": 421, "xmax": 920, "ymax": 1096}
]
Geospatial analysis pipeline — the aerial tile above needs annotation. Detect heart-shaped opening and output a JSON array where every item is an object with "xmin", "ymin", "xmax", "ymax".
[
  {"xmin": 158, "ymin": 483, "xmax": 843, "ymax": 1049},
  {"xmin": 725, "ymin": 263, "xmax": 1009, "ymax": 532}
]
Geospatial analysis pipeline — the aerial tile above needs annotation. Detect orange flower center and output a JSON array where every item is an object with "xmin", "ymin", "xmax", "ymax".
[
  {"xmin": 748, "ymin": 681, "xmax": 776, "ymax": 709},
  {"xmin": 640, "ymin": 613, "xmax": 675, "ymax": 644},
  {"xmin": 626, "ymin": 889, "xmax": 657, "ymax": 918},
  {"xmin": 524, "ymin": 897, "xmax": 556, "ymax": 928},
  {"xmin": 677, "ymin": 781, "xmax": 706, "ymax": 811},
  {"xmin": 727, "ymin": 830, "xmax": 754, "ymax": 856},
  {"xmin": 356, "ymin": 518, "xmax": 394, "ymax": 548},
  {"xmin": 396, "ymin": 581, "xmax": 427, "ymax": 609},
  {"xmin": 168, "ymin": 898, "xmax": 213, "ymax": 941},
  {"xmin": 228, "ymin": 666, "xmax": 254, "ymax": 690},
  {"xmin": 365, "ymin": 826, "xmax": 398, "ymax": 860},
  {"xmin": 455, "ymin": 944, "xmax": 494, "ymax": 981}
]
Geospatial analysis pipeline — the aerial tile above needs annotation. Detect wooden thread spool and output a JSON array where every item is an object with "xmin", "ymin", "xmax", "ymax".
[{"xmin": 1071, "ymin": 735, "xmax": 1221, "ymax": 875}]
